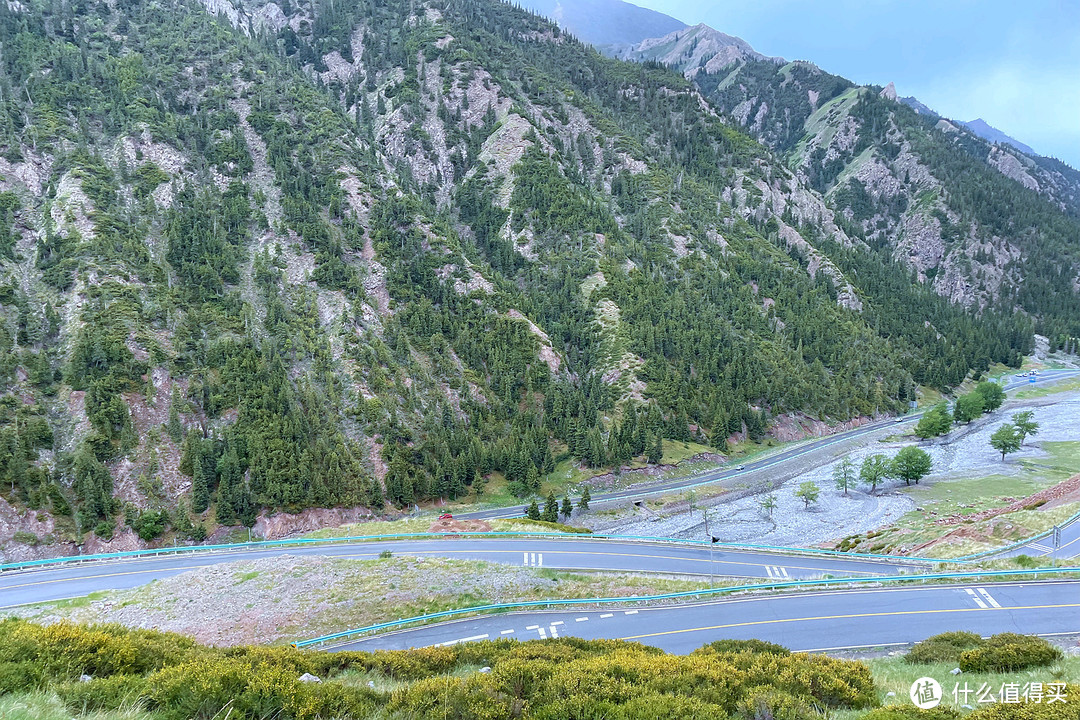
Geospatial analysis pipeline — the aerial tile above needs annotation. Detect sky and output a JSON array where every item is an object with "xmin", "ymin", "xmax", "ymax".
[{"xmin": 631, "ymin": 0, "xmax": 1080, "ymax": 168}]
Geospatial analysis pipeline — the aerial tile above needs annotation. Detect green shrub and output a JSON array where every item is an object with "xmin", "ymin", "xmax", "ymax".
[
  {"xmin": 860, "ymin": 707, "xmax": 960, "ymax": 719},
  {"xmin": 905, "ymin": 631, "xmax": 984, "ymax": 664},
  {"xmin": 958, "ymin": 633, "xmax": 1063, "ymax": 673},
  {"xmin": 0, "ymin": 661, "xmax": 44, "ymax": 693},
  {"xmin": 735, "ymin": 686, "xmax": 818, "ymax": 720},
  {"xmin": 696, "ymin": 638, "xmax": 792, "ymax": 656},
  {"xmin": 12, "ymin": 530, "xmax": 39, "ymax": 545}
]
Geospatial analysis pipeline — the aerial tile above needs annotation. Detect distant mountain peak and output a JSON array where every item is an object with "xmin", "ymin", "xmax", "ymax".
[
  {"xmin": 514, "ymin": 0, "xmax": 686, "ymax": 47},
  {"xmin": 616, "ymin": 22, "xmax": 782, "ymax": 74},
  {"xmin": 961, "ymin": 118, "xmax": 1036, "ymax": 156}
]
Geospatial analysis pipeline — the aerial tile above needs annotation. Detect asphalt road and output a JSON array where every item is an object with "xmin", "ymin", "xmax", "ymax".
[
  {"xmin": 334, "ymin": 579, "xmax": 1080, "ymax": 654},
  {"xmin": 0, "ymin": 537, "xmax": 922, "ymax": 609},
  {"xmin": 461, "ymin": 370, "xmax": 1080, "ymax": 520}
]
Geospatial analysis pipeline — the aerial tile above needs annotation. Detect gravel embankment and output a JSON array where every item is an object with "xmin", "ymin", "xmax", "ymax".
[{"xmin": 6, "ymin": 555, "xmax": 712, "ymax": 647}]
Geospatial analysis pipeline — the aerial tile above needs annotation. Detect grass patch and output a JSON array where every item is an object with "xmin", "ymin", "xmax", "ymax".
[
  {"xmin": 299, "ymin": 517, "xmax": 580, "ymax": 540},
  {"xmin": 835, "ymin": 442, "xmax": 1080, "ymax": 557},
  {"xmin": 1014, "ymin": 376, "xmax": 1080, "ymax": 399},
  {"xmin": 661, "ymin": 439, "xmax": 715, "ymax": 465},
  {"xmin": 0, "ymin": 691, "xmax": 159, "ymax": 720},
  {"xmin": 858, "ymin": 652, "xmax": 1079, "ymax": 712}
]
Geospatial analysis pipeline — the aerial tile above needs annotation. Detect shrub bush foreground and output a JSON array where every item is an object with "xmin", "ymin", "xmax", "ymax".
[{"xmin": 0, "ymin": 620, "xmax": 1074, "ymax": 719}]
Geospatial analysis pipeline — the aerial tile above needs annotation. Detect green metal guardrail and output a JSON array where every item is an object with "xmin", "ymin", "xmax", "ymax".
[
  {"xmin": 0, "ymin": 530, "xmax": 937, "ymax": 574},
  {"xmin": 292, "ymin": 566, "xmax": 1080, "ymax": 649}
]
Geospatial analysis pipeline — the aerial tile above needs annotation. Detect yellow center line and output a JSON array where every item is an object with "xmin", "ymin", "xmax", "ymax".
[{"xmin": 619, "ymin": 602, "xmax": 1080, "ymax": 641}]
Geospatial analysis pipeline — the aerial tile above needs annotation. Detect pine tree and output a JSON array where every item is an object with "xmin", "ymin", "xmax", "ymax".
[
  {"xmin": 648, "ymin": 434, "xmax": 663, "ymax": 464},
  {"xmin": 166, "ymin": 388, "xmax": 184, "ymax": 442},
  {"xmin": 542, "ymin": 491, "xmax": 558, "ymax": 522},
  {"xmin": 526, "ymin": 499, "xmax": 541, "ymax": 520},
  {"xmin": 578, "ymin": 486, "xmax": 591, "ymax": 511},
  {"xmin": 560, "ymin": 494, "xmax": 573, "ymax": 520}
]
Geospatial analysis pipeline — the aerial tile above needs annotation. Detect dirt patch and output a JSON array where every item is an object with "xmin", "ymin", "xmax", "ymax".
[
  {"xmin": 427, "ymin": 518, "xmax": 492, "ymax": 533},
  {"xmin": 932, "ymin": 473, "xmax": 1080, "ymax": 526},
  {"xmin": 905, "ymin": 473, "xmax": 1080, "ymax": 555},
  {"xmin": 253, "ymin": 506, "xmax": 382, "ymax": 539},
  {"xmin": 769, "ymin": 413, "xmax": 877, "ymax": 443},
  {"xmin": 581, "ymin": 454, "xmax": 724, "ymax": 493}
]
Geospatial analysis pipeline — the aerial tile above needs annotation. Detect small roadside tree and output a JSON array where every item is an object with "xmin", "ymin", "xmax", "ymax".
[
  {"xmin": 891, "ymin": 446, "xmax": 933, "ymax": 485},
  {"xmin": 833, "ymin": 456, "xmax": 855, "ymax": 496},
  {"xmin": 577, "ymin": 486, "xmax": 591, "ymax": 511},
  {"xmin": 914, "ymin": 403, "xmax": 952, "ymax": 439},
  {"xmin": 1012, "ymin": 411, "xmax": 1039, "ymax": 446},
  {"xmin": 542, "ymin": 491, "xmax": 559, "ymax": 522},
  {"xmin": 560, "ymin": 494, "xmax": 573, "ymax": 520},
  {"xmin": 860, "ymin": 454, "xmax": 891, "ymax": 494},
  {"xmin": 526, "ymin": 499, "xmax": 541, "ymax": 521},
  {"xmin": 990, "ymin": 424, "xmax": 1022, "ymax": 461},
  {"xmin": 975, "ymin": 381, "xmax": 1005, "ymax": 413},
  {"xmin": 953, "ymin": 393, "xmax": 984, "ymax": 424},
  {"xmin": 760, "ymin": 493, "xmax": 778, "ymax": 517},
  {"xmin": 795, "ymin": 481, "xmax": 820, "ymax": 509}
]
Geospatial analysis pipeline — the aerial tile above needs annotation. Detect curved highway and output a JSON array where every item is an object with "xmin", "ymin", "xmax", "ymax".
[
  {"xmin": 333, "ymin": 579, "xmax": 1080, "ymax": 654},
  {"xmin": 4, "ymin": 370, "xmax": 1076, "ymax": 654},
  {"xmin": 0, "ymin": 536, "xmax": 922, "ymax": 609},
  {"xmin": 462, "ymin": 370, "xmax": 1080, "ymax": 520}
]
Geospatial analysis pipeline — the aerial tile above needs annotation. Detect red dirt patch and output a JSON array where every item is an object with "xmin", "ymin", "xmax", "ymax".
[
  {"xmin": 933, "ymin": 473, "xmax": 1080, "ymax": 526},
  {"xmin": 427, "ymin": 519, "xmax": 493, "ymax": 534}
]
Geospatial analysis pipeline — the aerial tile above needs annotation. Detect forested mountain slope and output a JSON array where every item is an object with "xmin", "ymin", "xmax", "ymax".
[
  {"xmin": 0, "ymin": 0, "xmax": 1030, "ymax": 551},
  {"xmin": 631, "ymin": 31, "xmax": 1080, "ymax": 345}
]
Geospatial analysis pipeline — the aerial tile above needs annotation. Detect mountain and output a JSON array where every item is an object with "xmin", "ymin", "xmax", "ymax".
[
  {"xmin": 628, "ymin": 27, "xmax": 1080, "ymax": 331},
  {"xmin": 898, "ymin": 96, "xmax": 938, "ymax": 118},
  {"xmin": 962, "ymin": 118, "xmax": 1037, "ymax": 156},
  {"xmin": 0, "ymin": 0, "xmax": 1033, "ymax": 554},
  {"xmin": 615, "ymin": 23, "xmax": 781, "ymax": 71},
  {"xmin": 514, "ymin": 0, "xmax": 685, "ymax": 48}
]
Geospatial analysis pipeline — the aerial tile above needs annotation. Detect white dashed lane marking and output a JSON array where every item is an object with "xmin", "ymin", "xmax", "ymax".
[
  {"xmin": 575, "ymin": 617, "xmax": 588, "ymax": 622},
  {"xmin": 501, "ymin": 629, "xmax": 514, "ymax": 635},
  {"xmin": 600, "ymin": 613, "xmax": 613, "ymax": 618},
  {"xmin": 624, "ymin": 610, "xmax": 638, "ymax": 615}
]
